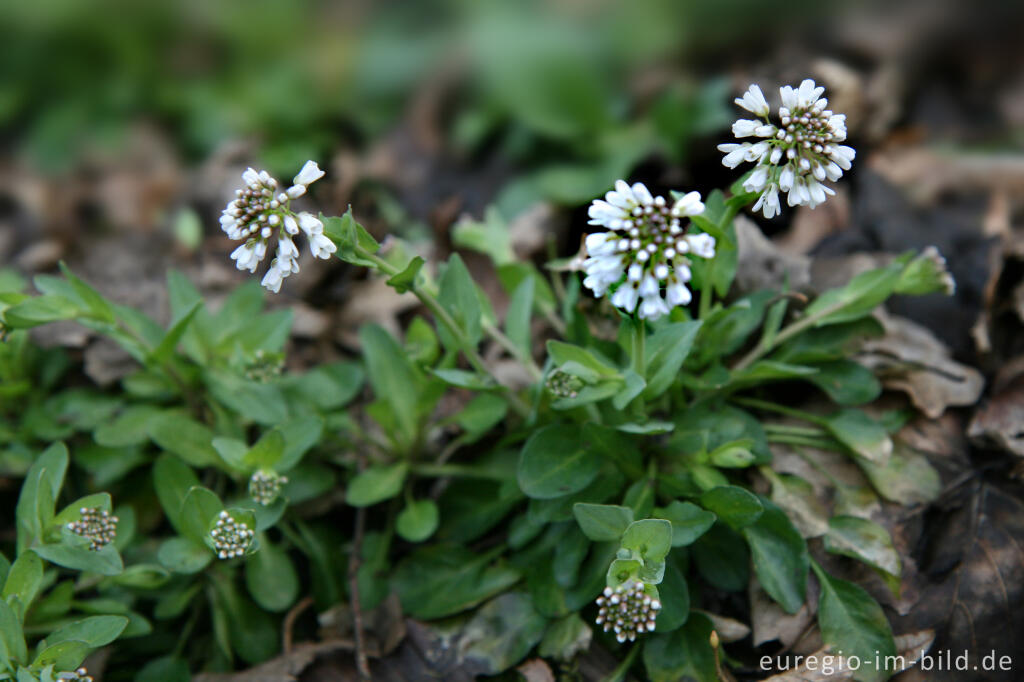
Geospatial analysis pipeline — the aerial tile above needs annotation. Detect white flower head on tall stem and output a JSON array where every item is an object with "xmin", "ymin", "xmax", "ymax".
[
  {"xmin": 719, "ymin": 79, "xmax": 854, "ymax": 218},
  {"xmin": 583, "ymin": 180, "xmax": 715, "ymax": 321},
  {"xmin": 220, "ymin": 160, "xmax": 333, "ymax": 292}
]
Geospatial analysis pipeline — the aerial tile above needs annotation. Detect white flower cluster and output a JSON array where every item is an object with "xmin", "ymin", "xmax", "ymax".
[
  {"xmin": 583, "ymin": 181, "xmax": 715, "ymax": 320},
  {"xmin": 248, "ymin": 469, "xmax": 288, "ymax": 506},
  {"xmin": 595, "ymin": 581, "xmax": 661, "ymax": 643},
  {"xmin": 56, "ymin": 668, "xmax": 93, "ymax": 682},
  {"xmin": 67, "ymin": 507, "xmax": 118, "ymax": 551},
  {"xmin": 209, "ymin": 510, "xmax": 254, "ymax": 559},
  {"xmin": 719, "ymin": 79, "xmax": 855, "ymax": 218},
  {"xmin": 220, "ymin": 161, "xmax": 337, "ymax": 292}
]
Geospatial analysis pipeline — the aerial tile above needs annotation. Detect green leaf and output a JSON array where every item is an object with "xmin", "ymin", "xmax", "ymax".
[
  {"xmin": 546, "ymin": 340, "xmax": 619, "ymax": 378},
  {"xmin": 0, "ymin": 597, "xmax": 27, "ymax": 666},
  {"xmin": 856, "ymin": 445, "xmax": 941, "ymax": 506},
  {"xmin": 583, "ymin": 423, "xmax": 643, "ymax": 478},
  {"xmin": 210, "ymin": 576, "xmax": 279, "ymax": 665},
  {"xmin": 360, "ymin": 324, "xmax": 421, "ymax": 450},
  {"xmin": 807, "ymin": 360, "xmax": 882, "ymax": 405},
  {"xmin": 404, "ymin": 316, "xmax": 439, "ymax": 365},
  {"xmin": 148, "ymin": 301, "xmax": 200, "ymax": 365},
  {"xmin": 386, "ymin": 256, "xmax": 425, "ymax": 293},
  {"xmin": 615, "ymin": 420, "xmax": 674, "ymax": 434},
  {"xmin": 2, "ymin": 551, "xmax": 43, "ymax": 620},
  {"xmin": 452, "ymin": 207, "xmax": 514, "ymax": 265},
  {"xmin": 643, "ymin": 320, "xmax": 702, "ymax": 399},
  {"xmin": 612, "ymin": 370, "xmax": 646, "ymax": 410},
  {"xmin": 276, "ymin": 415, "xmax": 325, "ymax": 472},
  {"xmin": 211, "ymin": 437, "xmax": 248, "ymax": 472},
  {"xmin": 157, "ymin": 537, "xmax": 211, "ymax": 574},
  {"xmin": 346, "ymin": 463, "xmax": 409, "ymax": 507},
  {"xmin": 41, "ymin": 615, "xmax": 128, "ymax": 649},
  {"xmin": 707, "ymin": 439, "xmax": 756, "ymax": 468},
  {"xmin": 31, "ymin": 640, "xmax": 91, "ymax": 671},
  {"xmin": 518, "ymin": 424, "xmax": 600, "ymax": 499},
  {"xmin": 245, "ymin": 538, "xmax": 299, "ymax": 612},
  {"xmin": 286, "ymin": 363, "xmax": 364, "ymax": 411},
  {"xmin": 148, "ymin": 412, "xmax": 220, "ymax": 467},
  {"xmin": 396, "ymin": 499, "xmax": 439, "ymax": 543},
  {"xmin": 804, "ymin": 262, "xmax": 905, "ymax": 327},
  {"xmin": 643, "ymin": 612, "xmax": 717, "ymax": 682},
  {"xmin": 699, "ymin": 486, "xmax": 764, "ymax": 530},
  {"xmin": 812, "ymin": 562, "xmax": 897, "ymax": 682},
  {"xmin": 1, "ymin": 294, "xmax": 80, "ymax": 328},
  {"xmin": 742, "ymin": 501, "xmax": 808, "ymax": 614},
  {"xmin": 167, "ymin": 270, "xmax": 203, "ymax": 320},
  {"xmin": 393, "ymin": 545, "xmax": 521, "ymax": 620},
  {"xmin": 179, "ymin": 487, "xmax": 223, "ymax": 546},
  {"xmin": 152, "ymin": 454, "xmax": 199, "ymax": 533},
  {"xmin": 656, "ymin": 501, "xmax": 716, "ymax": 547},
  {"xmin": 620, "ymin": 519, "xmax": 673, "ymax": 564},
  {"xmin": 430, "ymin": 368, "xmax": 496, "ymax": 390},
  {"xmin": 825, "ymin": 516, "xmax": 901, "ymax": 589},
  {"xmin": 206, "ymin": 370, "xmax": 289, "ymax": 425},
  {"xmin": 93, "ymin": 405, "xmax": 161, "ymax": 448},
  {"xmin": 692, "ymin": 524, "xmax": 749, "ymax": 592},
  {"xmin": 653, "ymin": 558, "xmax": 690, "ymax": 633},
  {"xmin": 32, "ymin": 541, "xmax": 123, "ymax": 576},
  {"xmin": 571, "ymin": 503, "xmax": 634, "ymax": 541},
  {"xmin": 822, "ymin": 409, "xmax": 893, "ymax": 464},
  {"xmin": 438, "ymin": 253, "xmax": 483, "ymax": 347},
  {"xmin": 505, "ymin": 276, "xmax": 534, "ymax": 359},
  {"xmin": 244, "ymin": 430, "xmax": 285, "ymax": 470},
  {"xmin": 134, "ymin": 657, "xmax": 190, "ymax": 682},
  {"xmin": 449, "ymin": 394, "xmax": 508, "ymax": 439},
  {"xmin": 58, "ymin": 263, "xmax": 116, "ymax": 323},
  {"xmin": 15, "ymin": 443, "xmax": 68, "ymax": 553},
  {"xmin": 324, "ymin": 210, "xmax": 380, "ymax": 267}
]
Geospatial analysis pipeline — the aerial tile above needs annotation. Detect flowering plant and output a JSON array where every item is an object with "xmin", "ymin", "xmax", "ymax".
[{"xmin": 0, "ymin": 78, "xmax": 957, "ymax": 680}]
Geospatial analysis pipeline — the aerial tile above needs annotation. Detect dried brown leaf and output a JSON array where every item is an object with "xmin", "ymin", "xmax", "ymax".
[
  {"xmin": 859, "ymin": 312, "xmax": 985, "ymax": 419},
  {"xmin": 516, "ymin": 658, "xmax": 556, "ymax": 682},
  {"xmin": 733, "ymin": 216, "xmax": 811, "ymax": 295}
]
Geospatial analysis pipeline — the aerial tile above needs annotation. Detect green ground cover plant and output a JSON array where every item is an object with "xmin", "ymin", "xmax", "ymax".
[{"xmin": 0, "ymin": 78, "xmax": 955, "ymax": 681}]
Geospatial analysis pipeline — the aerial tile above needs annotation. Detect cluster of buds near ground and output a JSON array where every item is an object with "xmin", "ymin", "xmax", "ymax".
[{"xmin": 66, "ymin": 507, "xmax": 117, "ymax": 551}]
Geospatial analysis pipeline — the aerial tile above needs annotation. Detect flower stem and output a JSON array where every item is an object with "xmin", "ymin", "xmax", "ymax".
[
  {"xmin": 630, "ymin": 317, "xmax": 646, "ymax": 413},
  {"xmin": 632, "ymin": 317, "xmax": 646, "ymax": 376},
  {"xmin": 731, "ymin": 395, "xmax": 827, "ymax": 426},
  {"xmin": 698, "ymin": 201, "xmax": 739, "ymax": 320},
  {"xmin": 730, "ymin": 296, "xmax": 851, "ymax": 371},
  {"xmin": 355, "ymin": 245, "xmax": 532, "ymax": 417},
  {"xmin": 602, "ymin": 644, "xmax": 641, "ymax": 682}
]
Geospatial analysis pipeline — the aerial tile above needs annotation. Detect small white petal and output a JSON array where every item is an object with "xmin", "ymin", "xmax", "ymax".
[{"xmin": 293, "ymin": 160, "xmax": 325, "ymax": 187}]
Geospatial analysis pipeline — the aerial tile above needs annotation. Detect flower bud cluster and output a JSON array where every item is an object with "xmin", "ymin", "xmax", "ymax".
[
  {"xmin": 67, "ymin": 507, "xmax": 118, "ymax": 551},
  {"xmin": 545, "ymin": 369, "xmax": 584, "ymax": 399},
  {"xmin": 583, "ymin": 181, "xmax": 715, "ymax": 320},
  {"xmin": 210, "ymin": 510, "xmax": 254, "ymax": 559},
  {"xmin": 719, "ymin": 79, "xmax": 855, "ymax": 218},
  {"xmin": 56, "ymin": 668, "xmax": 93, "ymax": 682},
  {"xmin": 220, "ymin": 161, "xmax": 337, "ymax": 292},
  {"xmin": 243, "ymin": 349, "xmax": 285, "ymax": 383},
  {"xmin": 595, "ymin": 580, "xmax": 661, "ymax": 643},
  {"xmin": 249, "ymin": 469, "xmax": 288, "ymax": 506}
]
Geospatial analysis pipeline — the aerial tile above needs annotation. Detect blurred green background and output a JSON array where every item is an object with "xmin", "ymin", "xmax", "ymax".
[{"xmin": 0, "ymin": 0, "xmax": 839, "ymax": 210}]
